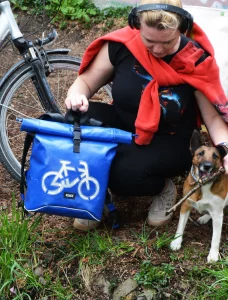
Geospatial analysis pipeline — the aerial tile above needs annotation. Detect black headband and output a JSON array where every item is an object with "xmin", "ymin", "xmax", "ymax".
[{"xmin": 136, "ymin": 4, "xmax": 192, "ymax": 20}]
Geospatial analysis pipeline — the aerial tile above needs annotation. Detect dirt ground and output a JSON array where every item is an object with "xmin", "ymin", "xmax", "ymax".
[{"xmin": 1, "ymin": 10, "xmax": 228, "ymax": 299}]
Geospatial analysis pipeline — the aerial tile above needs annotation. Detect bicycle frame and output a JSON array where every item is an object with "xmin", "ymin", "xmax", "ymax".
[
  {"xmin": 0, "ymin": 1, "xmax": 23, "ymax": 46},
  {"xmin": 0, "ymin": 0, "xmax": 60, "ymax": 113}
]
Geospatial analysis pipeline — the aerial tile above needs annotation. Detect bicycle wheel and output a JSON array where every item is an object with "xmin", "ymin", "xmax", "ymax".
[
  {"xmin": 78, "ymin": 177, "xmax": 100, "ymax": 201},
  {"xmin": 0, "ymin": 55, "xmax": 112, "ymax": 182}
]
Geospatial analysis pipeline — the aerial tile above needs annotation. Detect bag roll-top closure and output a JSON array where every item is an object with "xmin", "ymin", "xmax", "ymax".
[{"xmin": 20, "ymin": 115, "xmax": 133, "ymax": 145}]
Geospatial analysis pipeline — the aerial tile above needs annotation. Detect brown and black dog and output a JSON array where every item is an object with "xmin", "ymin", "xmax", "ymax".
[{"xmin": 170, "ymin": 130, "xmax": 228, "ymax": 262}]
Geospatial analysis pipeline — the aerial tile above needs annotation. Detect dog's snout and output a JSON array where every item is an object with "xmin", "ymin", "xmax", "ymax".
[{"xmin": 200, "ymin": 162, "xmax": 213, "ymax": 172}]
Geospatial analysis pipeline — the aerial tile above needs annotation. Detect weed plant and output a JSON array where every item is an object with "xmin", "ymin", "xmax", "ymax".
[
  {"xmin": 134, "ymin": 260, "xmax": 175, "ymax": 290},
  {"xmin": 131, "ymin": 222, "xmax": 155, "ymax": 246},
  {"xmin": 11, "ymin": 0, "xmax": 131, "ymax": 29}
]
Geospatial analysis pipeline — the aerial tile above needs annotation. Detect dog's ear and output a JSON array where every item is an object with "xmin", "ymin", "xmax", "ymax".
[
  {"xmin": 216, "ymin": 145, "xmax": 228, "ymax": 159},
  {"xmin": 190, "ymin": 130, "xmax": 203, "ymax": 155}
]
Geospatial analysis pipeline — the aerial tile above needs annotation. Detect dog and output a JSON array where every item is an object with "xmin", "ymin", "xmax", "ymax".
[{"xmin": 170, "ymin": 130, "xmax": 228, "ymax": 262}]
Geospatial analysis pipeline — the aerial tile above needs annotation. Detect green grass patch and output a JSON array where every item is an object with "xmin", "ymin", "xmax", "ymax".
[
  {"xmin": 203, "ymin": 262, "xmax": 228, "ymax": 299},
  {"xmin": 65, "ymin": 229, "xmax": 135, "ymax": 266}
]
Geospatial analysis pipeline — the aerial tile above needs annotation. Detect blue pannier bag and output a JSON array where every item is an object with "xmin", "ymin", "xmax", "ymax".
[{"xmin": 20, "ymin": 111, "xmax": 132, "ymax": 223}]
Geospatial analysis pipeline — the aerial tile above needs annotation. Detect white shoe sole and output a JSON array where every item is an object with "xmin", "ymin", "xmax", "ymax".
[{"xmin": 73, "ymin": 219, "xmax": 99, "ymax": 231}]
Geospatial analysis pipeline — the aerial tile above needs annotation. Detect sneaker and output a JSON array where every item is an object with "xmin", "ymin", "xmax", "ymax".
[
  {"xmin": 73, "ymin": 190, "xmax": 114, "ymax": 231},
  {"xmin": 147, "ymin": 178, "xmax": 177, "ymax": 226},
  {"xmin": 73, "ymin": 218, "xmax": 99, "ymax": 231}
]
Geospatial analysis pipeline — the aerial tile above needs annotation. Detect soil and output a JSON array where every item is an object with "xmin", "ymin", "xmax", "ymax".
[{"xmin": 1, "ymin": 10, "xmax": 228, "ymax": 299}]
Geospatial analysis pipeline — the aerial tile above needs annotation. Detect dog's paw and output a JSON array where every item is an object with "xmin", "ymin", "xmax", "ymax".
[
  {"xmin": 170, "ymin": 237, "xmax": 183, "ymax": 251},
  {"xmin": 197, "ymin": 214, "xmax": 211, "ymax": 224},
  {"xmin": 207, "ymin": 250, "xmax": 220, "ymax": 263}
]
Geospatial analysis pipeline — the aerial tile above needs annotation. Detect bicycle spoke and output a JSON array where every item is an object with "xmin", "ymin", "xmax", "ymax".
[{"xmin": 17, "ymin": 82, "xmax": 44, "ymax": 110}]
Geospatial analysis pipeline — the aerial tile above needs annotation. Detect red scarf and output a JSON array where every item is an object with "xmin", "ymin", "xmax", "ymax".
[{"xmin": 79, "ymin": 24, "xmax": 228, "ymax": 145}]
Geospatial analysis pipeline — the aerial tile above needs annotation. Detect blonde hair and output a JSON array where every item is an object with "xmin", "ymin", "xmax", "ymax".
[{"xmin": 138, "ymin": 0, "xmax": 183, "ymax": 31}]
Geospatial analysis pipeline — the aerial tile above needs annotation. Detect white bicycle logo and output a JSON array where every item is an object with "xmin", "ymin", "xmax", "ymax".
[{"xmin": 41, "ymin": 160, "xmax": 100, "ymax": 200}]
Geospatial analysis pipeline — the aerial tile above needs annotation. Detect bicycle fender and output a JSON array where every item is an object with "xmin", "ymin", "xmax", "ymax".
[
  {"xmin": 0, "ymin": 59, "xmax": 26, "ymax": 90},
  {"xmin": 0, "ymin": 49, "xmax": 71, "ymax": 90},
  {"xmin": 46, "ymin": 48, "xmax": 71, "ymax": 55}
]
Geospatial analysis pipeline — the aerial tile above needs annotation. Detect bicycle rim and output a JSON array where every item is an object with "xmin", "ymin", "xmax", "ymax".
[{"xmin": 0, "ymin": 55, "xmax": 112, "ymax": 181}]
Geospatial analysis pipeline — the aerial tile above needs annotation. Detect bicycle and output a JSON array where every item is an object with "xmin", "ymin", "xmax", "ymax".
[
  {"xmin": 42, "ymin": 160, "xmax": 100, "ymax": 200},
  {"xmin": 0, "ymin": 0, "xmax": 112, "ymax": 182}
]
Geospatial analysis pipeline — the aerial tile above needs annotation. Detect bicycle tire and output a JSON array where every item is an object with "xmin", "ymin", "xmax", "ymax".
[{"xmin": 0, "ymin": 55, "xmax": 112, "ymax": 182}]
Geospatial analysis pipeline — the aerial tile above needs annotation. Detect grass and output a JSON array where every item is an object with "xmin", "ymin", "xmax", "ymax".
[
  {"xmin": 2, "ymin": 196, "xmax": 228, "ymax": 298},
  {"xmin": 203, "ymin": 263, "xmax": 228, "ymax": 298},
  {"xmin": 65, "ymin": 230, "xmax": 135, "ymax": 266},
  {"xmin": 0, "ymin": 196, "xmax": 41, "ymax": 297},
  {"xmin": 0, "ymin": 197, "xmax": 134, "ymax": 298}
]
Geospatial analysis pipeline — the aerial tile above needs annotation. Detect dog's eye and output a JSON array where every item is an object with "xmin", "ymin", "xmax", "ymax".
[
  {"xmin": 213, "ymin": 153, "xmax": 218, "ymax": 159},
  {"xmin": 198, "ymin": 151, "xmax": 204, "ymax": 156}
]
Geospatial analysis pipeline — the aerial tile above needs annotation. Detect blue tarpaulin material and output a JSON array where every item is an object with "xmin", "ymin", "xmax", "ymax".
[{"xmin": 21, "ymin": 118, "xmax": 132, "ymax": 144}]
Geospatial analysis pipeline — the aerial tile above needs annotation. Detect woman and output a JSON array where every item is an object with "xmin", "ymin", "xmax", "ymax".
[{"xmin": 65, "ymin": 0, "xmax": 228, "ymax": 231}]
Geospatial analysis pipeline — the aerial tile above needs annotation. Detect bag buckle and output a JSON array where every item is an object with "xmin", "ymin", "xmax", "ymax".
[{"xmin": 73, "ymin": 126, "xmax": 81, "ymax": 153}]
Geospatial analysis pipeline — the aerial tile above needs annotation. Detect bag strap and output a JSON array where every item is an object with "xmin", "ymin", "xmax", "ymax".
[
  {"xmin": 64, "ymin": 110, "xmax": 85, "ymax": 153},
  {"xmin": 19, "ymin": 133, "xmax": 34, "ymax": 207},
  {"xmin": 39, "ymin": 112, "xmax": 64, "ymax": 123},
  {"xmin": 72, "ymin": 121, "xmax": 81, "ymax": 153}
]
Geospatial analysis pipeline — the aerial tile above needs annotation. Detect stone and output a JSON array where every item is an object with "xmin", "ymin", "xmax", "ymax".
[
  {"xmin": 94, "ymin": 274, "xmax": 111, "ymax": 295},
  {"xmin": 140, "ymin": 288, "xmax": 157, "ymax": 300},
  {"xmin": 34, "ymin": 267, "xmax": 44, "ymax": 276},
  {"xmin": 113, "ymin": 278, "xmax": 138, "ymax": 300}
]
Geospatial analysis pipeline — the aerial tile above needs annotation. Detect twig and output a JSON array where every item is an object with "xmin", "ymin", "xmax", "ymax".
[
  {"xmin": 189, "ymin": 217, "xmax": 200, "ymax": 226},
  {"xmin": 132, "ymin": 246, "xmax": 141, "ymax": 258},
  {"xmin": 166, "ymin": 167, "xmax": 225, "ymax": 214},
  {"xmin": 189, "ymin": 166, "xmax": 225, "ymax": 187}
]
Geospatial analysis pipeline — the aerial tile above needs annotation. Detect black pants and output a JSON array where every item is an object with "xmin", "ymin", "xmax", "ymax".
[{"xmin": 88, "ymin": 102, "xmax": 192, "ymax": 196}]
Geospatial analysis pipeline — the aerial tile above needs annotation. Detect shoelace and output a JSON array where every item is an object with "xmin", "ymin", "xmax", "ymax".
[
  {"xmin": 149, "ymin": 194, "xmax": 166, "ymax": 212},
  {"xmin": 149, "ymin": 185, "xmax": 175, "ymax": 212}
]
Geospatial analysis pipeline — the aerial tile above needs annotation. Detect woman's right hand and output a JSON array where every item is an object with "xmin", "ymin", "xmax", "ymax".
[{"xmin": 65, "ymin": 93, "xmax": 89, "ymax": 112}]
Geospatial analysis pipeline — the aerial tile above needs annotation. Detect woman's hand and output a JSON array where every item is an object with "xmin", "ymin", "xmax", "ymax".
[{"xmin": 65, "ymin": 93, "xmax": 89, "ymax": 112}]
